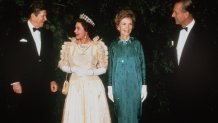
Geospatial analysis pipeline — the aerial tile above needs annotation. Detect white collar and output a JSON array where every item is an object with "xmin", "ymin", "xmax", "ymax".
[{"xmin": 185, "ymin": 19, "xmax": 195, "ymax": 32}]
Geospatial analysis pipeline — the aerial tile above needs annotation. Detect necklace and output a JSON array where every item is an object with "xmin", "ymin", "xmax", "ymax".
[{"xmin": 77, "ymin": 43, "xmax": 91, "ymax": 55}]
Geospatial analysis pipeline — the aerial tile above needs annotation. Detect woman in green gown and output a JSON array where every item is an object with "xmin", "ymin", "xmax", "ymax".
[{"xmin": 107, "ymin": 9, "xmax": 147, "ymax": 123}]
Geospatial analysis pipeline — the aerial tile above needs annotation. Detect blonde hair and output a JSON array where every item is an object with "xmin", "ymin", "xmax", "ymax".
[{"xmin": 114, "ymin": 9, "xmax": 136, "ymax": 27}]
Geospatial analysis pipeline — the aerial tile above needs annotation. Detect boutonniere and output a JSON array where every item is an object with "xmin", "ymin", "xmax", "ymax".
[{"xmin": 19, "ymin": 38, "xmax": 28, "ymax": 42}]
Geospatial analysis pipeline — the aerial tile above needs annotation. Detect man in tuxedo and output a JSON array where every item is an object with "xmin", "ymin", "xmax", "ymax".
[
  {"xmin": 168, "ymin": 0, "xmax": 217, "ymax": 123},
  {"xmin": 7, "ymin": 1, "xmax": 58, "ymax": 123}
]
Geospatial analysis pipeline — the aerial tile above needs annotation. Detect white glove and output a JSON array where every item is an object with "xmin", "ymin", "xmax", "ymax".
[
  {"xmin": 75, "ymin": 68, "xmax": 93, "ymax": 76},
  {"xmin": 60, "ymin": 66, "xmax": 79, "ymax": 73},
  {"xmin": 107, "ymin": 86, "xmax": 114, "ymax": 102},
  {"xmin": 60, "ymin": 66, "xmax": 72, "ymax": 73},
  {"xmin": 141, "ymin": 85, "xmax": 147, "ymax": 102},
  {"xmin": 61, "ymin": 66, "xmax": 106, "ymax": 76},
  {"xmin": 75, "ymin": 68, "xmax": 106, "ymax": 76},
  {"xmin": 92, "ymin": 68, "xmax": 106, "ymax": 75}
]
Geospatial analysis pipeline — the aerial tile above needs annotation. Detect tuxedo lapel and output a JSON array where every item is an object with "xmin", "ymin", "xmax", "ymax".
[
  {"xmin": 178, "ymin": 26, "xmax": 196, "ymax": 66},
  {"xmin": 174, "ymin": 30, "xmax": 180, "ymax": 48},
  {"xmin": 40, "ymin": 29, "xmax": 46, "ymax": 57},
  {"xmin": 39, "ymin": 28, "xmax": 53, "ymax": 60},
  {"xmin": 23, "ymin": 23, "xmax": 40, "ymax": 57},
  {"xmin": 172, "ymin": 29, "xmax": 180, "ymax": 66},
  {"xmin": 25, "ymin": 23, "xmax": 42, "ymax": 57}
]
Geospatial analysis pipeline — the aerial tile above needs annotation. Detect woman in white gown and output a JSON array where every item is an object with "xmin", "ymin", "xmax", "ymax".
[{"xmin": 58, "ymin": 13, "xmax": 111, "ymax": 123}]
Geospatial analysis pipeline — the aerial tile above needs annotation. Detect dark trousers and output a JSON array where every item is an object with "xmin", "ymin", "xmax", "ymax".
[
  {"xmin": 0, "ymin": 80, "xmax": 10, "ymax": 121},
  {"xmin": 8, "ymin": 87, "xmax": 54, "ymax": 123},
  {"xmin": 169, "ymin": 95, "xmax": 217, "ymax": 123}
]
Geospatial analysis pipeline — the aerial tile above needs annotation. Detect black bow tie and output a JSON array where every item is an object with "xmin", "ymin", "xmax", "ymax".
[
  {"xmin": 33, "ymin": 27, "xmax": 42, "ymax": 32},
  {"xmin": 180, "ymin": 26, "xmax": 188, "ymax": 31}
]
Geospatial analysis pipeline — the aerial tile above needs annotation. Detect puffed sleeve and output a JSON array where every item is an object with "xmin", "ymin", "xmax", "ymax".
[
  {"xmin": 58, "ymin": 41, "xmax": 72, "ymax": 73},
  {"xmin": 89, "ymin": 36, "xmax": 108, "ymax": 76},
  {"xmin": 97, "ymin": 41, "xmax": 108, "ymax": 69}
]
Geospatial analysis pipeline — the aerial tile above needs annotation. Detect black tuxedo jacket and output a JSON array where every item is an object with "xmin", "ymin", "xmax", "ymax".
[
  {"xmin": 170, "ymin": 22, "xmax": 216, "ymax": 99},
  {"xmin": 8, "ymin": 22, "xmax": 55, "ymax": 92}
]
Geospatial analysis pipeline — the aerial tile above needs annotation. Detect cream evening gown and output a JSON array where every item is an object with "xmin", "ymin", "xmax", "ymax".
[{"xmin": 59, "ymin": 36, "xmax": 111, "ymax": 123}]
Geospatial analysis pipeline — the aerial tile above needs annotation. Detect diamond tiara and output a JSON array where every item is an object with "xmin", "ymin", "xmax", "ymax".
[{"xmin": 79, "ymin": 13, "xmax": 95, "ymax": 27}]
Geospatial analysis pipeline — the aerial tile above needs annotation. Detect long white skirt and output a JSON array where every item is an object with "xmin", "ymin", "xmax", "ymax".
[{"xmin": 62, "ymin": 75, "xmax": 111, "ymax": 123}]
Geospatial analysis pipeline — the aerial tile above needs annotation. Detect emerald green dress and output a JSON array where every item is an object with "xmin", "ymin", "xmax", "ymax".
[{"xmin": 108, "ymin": 37, "xmax": 146, "ymax": 123}]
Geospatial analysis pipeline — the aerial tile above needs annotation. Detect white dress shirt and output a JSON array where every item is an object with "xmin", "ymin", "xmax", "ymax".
[
  {"xmin": 176, "ymin": 19, "xmax": 195, "ymax": 65},
  {"xmin": 28, "ymin": 21, "xmax": 41, "ymax": 56}
]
